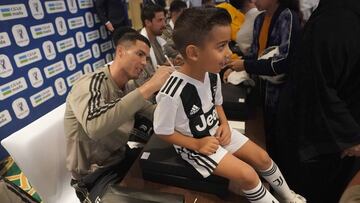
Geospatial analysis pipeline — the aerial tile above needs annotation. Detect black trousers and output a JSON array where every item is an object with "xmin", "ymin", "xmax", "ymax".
[
  {"xmin": 275, "ymin": 149, "xmax": 359, "ymax": 203},
  {"xmin": 71, "ymin": 147, "xmax": 142, "ymax": 203}
]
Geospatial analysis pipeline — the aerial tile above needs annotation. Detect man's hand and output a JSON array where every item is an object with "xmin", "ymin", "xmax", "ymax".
[
  {"xmin": 139, "ymin": 66, "xmax": 174, "ymax": 99},
  {"xmin": 105, "ymin": 22, "xmax": 114, "ymax": 32},
  {"xmin": 215, "ymin": 123, "xmax": 231, "ymax": 146},
  {"xmin": 228, "ymin": 58, "xmax": 245, "ymax": 72},
  {"xmin": 196, "ymin": 136, "xmax": 220, "ymax": 156},
  {"xmin": 223, "ymin": 68, "xmax": 233, "ymax": 83},
  {"xmin": 342, "ymin": 144, "xmax": 360, "ymax": 158}
]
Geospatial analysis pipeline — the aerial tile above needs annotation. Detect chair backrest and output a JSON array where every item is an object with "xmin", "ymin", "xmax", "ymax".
[{"xmin": 1, "ymin": 104, "xmax": 79, "ymax": 203}]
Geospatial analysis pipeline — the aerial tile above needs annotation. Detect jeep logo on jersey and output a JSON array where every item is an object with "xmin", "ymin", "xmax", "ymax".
[{"xmin": 194, "ymin": 108, "xmax": 219, "ymax": 132}]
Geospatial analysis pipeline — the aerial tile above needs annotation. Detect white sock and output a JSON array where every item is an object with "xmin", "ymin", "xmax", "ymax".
[
  {"xmin": 258, "ymin": 160, "xmax": 294, "ymax": 200},
  {"xmin": 242, "ymin": 181, "xmax": 279, "ymax": 203}
]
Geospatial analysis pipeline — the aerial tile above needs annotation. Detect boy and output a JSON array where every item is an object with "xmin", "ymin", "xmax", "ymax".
[{"xmin": 153, "ymin": 8, "xmax": 306, "ymax": 203}]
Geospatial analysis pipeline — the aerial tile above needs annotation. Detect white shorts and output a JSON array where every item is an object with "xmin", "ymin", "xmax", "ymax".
[{"xmin": 174, "ymin": 128, "xmax": 249, "ymax": 178}]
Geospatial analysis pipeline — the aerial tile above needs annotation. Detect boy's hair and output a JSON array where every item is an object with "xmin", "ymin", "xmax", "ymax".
[
  {"xmin": 113, "ymin": 27, "xmax": 151, "ymax": 48},
  {"xmin": 173, "ymin": 7, "xmax": 231, "ymax": 58},
  {"xmin": 141, "ymin": 4, "xmax": 166, "ymax": 26},
  {"xmin": 170, "ymin": 0, "xmax": 187, "ymax": 13}
]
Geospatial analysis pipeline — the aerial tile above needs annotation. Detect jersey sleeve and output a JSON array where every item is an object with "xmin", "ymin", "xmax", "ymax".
[
  {"xmin": 153, "ymin": 93, "xmax": 179, "ymax": 135},
  {"xmin": 215, "ymin": 74, "xmax": 223, "ymax": 105}
]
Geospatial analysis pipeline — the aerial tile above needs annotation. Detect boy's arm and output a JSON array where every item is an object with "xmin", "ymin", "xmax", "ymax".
[
  {"xmin": 158, "ymin": 132, "xmax": 220, "ymax": 156},
  {"xmin": 215, "ymin": 105, "xmax": 231, "ymax": 146}
]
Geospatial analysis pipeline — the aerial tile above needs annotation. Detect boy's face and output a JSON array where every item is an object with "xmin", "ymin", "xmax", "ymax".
[
  {"xmin": 117, "ymin": 40, "xmax": 150, "ymax": 79},
  {"xmin": 198, "ymin": 25, "xmax": 232, "ymax": 73}
]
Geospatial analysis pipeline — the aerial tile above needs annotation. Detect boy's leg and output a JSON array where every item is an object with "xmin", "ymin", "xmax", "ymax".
[
  {"xmin": 233, "ymin": 140, "xmax": 306, "ymax": 202},
  {"xmin": 213, "ymin": 152, "xmax": 279, "ymax": 203}
]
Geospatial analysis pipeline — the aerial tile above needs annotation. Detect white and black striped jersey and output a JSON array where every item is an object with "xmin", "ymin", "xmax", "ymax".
[{"xmin": 154, "ymin": 71, "xmax": 223, "ymax": 138}]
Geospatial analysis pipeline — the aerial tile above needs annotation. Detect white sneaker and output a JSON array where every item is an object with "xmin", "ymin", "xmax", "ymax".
[{"xmin": 282, "ymin": 191, "xmax": 307, "ymax": 203}]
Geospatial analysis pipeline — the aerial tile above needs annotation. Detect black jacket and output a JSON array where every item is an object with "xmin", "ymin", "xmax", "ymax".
[
  {"xmin": 95, "ymin": 0, "xmax": 130, "ymax": 28},
  {"xmin": 277, "ymin": 0, "xmax": 360, "ymax": 161}
]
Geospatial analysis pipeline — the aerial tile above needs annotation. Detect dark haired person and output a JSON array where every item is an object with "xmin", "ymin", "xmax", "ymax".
[
  {"xmin": 224, "ymin": 0, "xmax": 303, "ymax": 162},
  {"xmin": 64, "ymin": 29, "xmax": 173, "ymax": 202},
  {"xmin": 154, "ymin": 8, "xmax": 305, "ymax": 203},
  {"xmin": 137, "ymin": 4, "xmax": 168, "ymax": 87}
]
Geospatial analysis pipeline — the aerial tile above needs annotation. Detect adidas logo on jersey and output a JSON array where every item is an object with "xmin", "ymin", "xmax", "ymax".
[{"xmin": 190, "ymin": 105, "xmax": 200, "ymax": 115}]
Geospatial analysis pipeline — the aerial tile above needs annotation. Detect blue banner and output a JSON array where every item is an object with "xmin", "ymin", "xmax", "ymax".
[{"xmin": 0, "ymin": 0, "xmax": 115, "ymax": 159}]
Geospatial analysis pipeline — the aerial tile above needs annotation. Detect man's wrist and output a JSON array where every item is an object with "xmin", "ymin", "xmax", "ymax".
[{"xmin": 105, "ymin": 21, "xmax": 111, "ymax": 25}]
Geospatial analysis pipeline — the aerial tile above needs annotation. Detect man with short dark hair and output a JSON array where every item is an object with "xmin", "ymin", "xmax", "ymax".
[
  {"xmin": 137, "ymin": 4, "xmax": 168, "ymax": 87},
  {"xmin": 64, "ymin": 28, "xmax": 172, "ymax": 202}
]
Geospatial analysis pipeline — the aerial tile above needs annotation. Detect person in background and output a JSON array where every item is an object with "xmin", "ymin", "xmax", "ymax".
[
  {"xmin": 236, "ymin": 0, "xmax": 261, "ymax": 55},
  {"xmin": 162, "ymin": 0, "xmax": 187, "ymax": 58},
  {"xmin": 95, "ymin": 0, "xmax": 130, "ymax": 32},
  {"xmin": 276, "ymin": 0, "xmax": 360, "ymax": 202},
  {"xmin": 223, "ymin": 0, "xmax": 302, "ymax": 161},
  {"xmin": 64, "ymin": 28, "xmax": 172, "ymax": 202},
  {"xmin": 138, "ymin": 4, "xmax": 168, "ymax": 87},
  {"xmin": 202, "ymin": 0, "xmax": 215, "ymax": 7}
]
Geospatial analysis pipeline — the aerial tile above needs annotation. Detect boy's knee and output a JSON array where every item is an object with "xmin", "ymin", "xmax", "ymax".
[{"xmin": 257, "ymin": 150, "xmax": 272, "ymax": 168}]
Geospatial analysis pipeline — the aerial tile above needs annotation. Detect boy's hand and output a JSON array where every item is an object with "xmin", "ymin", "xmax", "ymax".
[
  {"xmin": 215, "ymin": 123, "xmax": 231, "ymax": 146},
  {"xmin": 197, "ymin": 136, "xmax": 219, "ymax": 156}
]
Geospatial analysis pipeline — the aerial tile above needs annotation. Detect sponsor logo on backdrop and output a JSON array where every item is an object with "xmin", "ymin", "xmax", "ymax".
[
  {"xmin": 0, "ymin": 77, "xmax": 28, "ymax": 100},
  {"xmin": 100, "ymin": 25, "xmax": 107, "ymax": 40},
  {"xmin": 65, "ymin": 53, "xmax": 76, "ymax": 71},
  {"xmin": 85, "ymin": 30, "xmax": 100, "ymax": 42},
  {"xmin": 12, "ymin": 24, "xmax": 30, "ymax": 47},
  {"xmin": 75, "ymin": 31, "xmax": 85, "ymax": 48},
  {"xmin": 12, "ymin": 98, "xmax": 30, "ymax": 119},
  {"xmin": 55, "ymin": 17, "xmax": 67, "ymax": 36},
  {"xmin": 78, "ymin": 0, "xmax": 94, "ymax": 9},
  {"xmin": 30, "ymin": 87, "xmax": 55, "ymax": 107},
  {"xmin": 0, "ymin": 4, "xmax": 28, "ymax": 21},
  {"xmin": 83, "ymin": 63, "xmax": 92, "ymax": 74},
  {"xmin": 100, "ymin": 41, "xmax": 113, "ymax": 52},
  {"xmin": 42, "ymin": 41, "xmax": 56, "ymax": 60},
  {"xmin": 92, "ymin": 43, "xmax": 100, "ymax": 58},
  {"xmin": 0, "ymin": 55, "xmax": 13, "ymax": 78},
  {"xmin": 76, "ymin": 49, "xmax": 92, "ymax": 63},
  {"xmin": 93, "ymin": 59, "xmax": 105, "ymax": 71},
  {"xmin": 105, "ymin": 53, "xmax": 112, "ymax": 63},
  {"xmin": 0, "ymin": 32, "xmax": 11, "ymax": 48},
  {"xmin": 30, "ymin": 23, "xmax": 55, "ymax": 39},
  {"xmin": 28, "ymin": 67, "xmax": 44, "ymax": 88},
  {"xmin": 44, "ymin": 61, "xmax": 66, "ymax": 78},
  {"xmin": 0, "ymin": 110, "xmax": 12, "ymax": 128},
  {"xmin": 29, "ymin": 0, "xmax": 44, "ymax": 20},
  {"xmin": 56, "ymin": 37, "xmax": 75, "ymax": 53},
  {"xmin": 68, "ymin": 16, "xmax": 85, "ymax": 30},
  {"xmin": 67, "ymin": 0, "xmax": 78, "ymax": 13},
  {"xmin": 85, "ymin": 12, "xmax": 94, "ymax": 28},
  {"xmin": 94, "ymin": 13, "xmax": 100, "ymax": 23},
  {"xmin": 66, "ymin": 71, "xmax": 83, "ymax": 86},
  {"xmin": 14, "ymin": 48, "xmax": 42, "ymax": 67},
  {"xmin": 55, "ymin": 78, "xmax": 67, "ymax": 96},
  {"xmin": 45, "ymin": 1, "xmax": 66, "ymax": 14}
]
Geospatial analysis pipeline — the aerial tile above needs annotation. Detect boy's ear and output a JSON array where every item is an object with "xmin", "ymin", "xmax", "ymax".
[{"xmin": 185, "ymin": 45, "xmax": 199, "ymax": 62}]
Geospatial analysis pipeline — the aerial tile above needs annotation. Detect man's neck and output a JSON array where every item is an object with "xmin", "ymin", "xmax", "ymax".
[
  {"xmin": 109, "ymin": 60, "xmax": 128, "ymax": 89},
  {"xmin": 145, "ymin": 27, "xmax": 156, "ymax": 43},
  {"xmin": 180, "ymin": 62, "xmax": 206, "ymax": 82}
]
